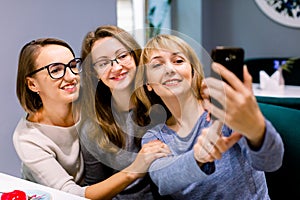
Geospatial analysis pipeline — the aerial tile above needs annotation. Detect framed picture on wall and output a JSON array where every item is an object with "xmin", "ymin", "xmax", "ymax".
[{"xmin": 255, "ymin": 0, "xmax": 300, "ymax": 28}]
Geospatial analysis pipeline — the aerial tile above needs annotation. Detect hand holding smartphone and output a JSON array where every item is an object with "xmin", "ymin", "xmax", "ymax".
[
  {"xmin": 211, "ymin": 46, "xmax": 245, "ymax": 83},
  {"xmin": 208, "ymin": 46, "xmax": 245, "ymax": 120}
]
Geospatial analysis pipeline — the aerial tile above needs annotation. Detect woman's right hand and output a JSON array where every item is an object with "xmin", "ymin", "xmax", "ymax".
[{"xmin": 123, "ymin": 140, "xmax": 171, "ymax": 178}]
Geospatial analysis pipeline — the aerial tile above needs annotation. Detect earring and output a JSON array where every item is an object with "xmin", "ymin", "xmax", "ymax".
[
  {"xmin": 37, "ymin": 91, "xmax": 39, "ymax": 95},
  {"xmin": 146, "ymin": 83, "xmax": 152, "ymax": 91}
]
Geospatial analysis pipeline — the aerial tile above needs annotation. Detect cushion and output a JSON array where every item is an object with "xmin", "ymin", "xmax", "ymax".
[{"xmin": 258, "ymin": 102, "xmax": 300, "ymax": 199}]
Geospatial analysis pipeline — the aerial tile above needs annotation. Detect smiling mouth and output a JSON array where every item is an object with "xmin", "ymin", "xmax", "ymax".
[
  {"xmin": 62, "ymin": 83, "xmax": 76, "ymax": 89},
  {"xmin": 162, "ymin": 79, "xmax": 182, "ymax": 86},
  {"xmin": 110, "ymin": 72, "xmax": 128, "ymax": 80}
]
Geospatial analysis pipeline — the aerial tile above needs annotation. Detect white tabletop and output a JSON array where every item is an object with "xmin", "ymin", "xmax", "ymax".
[
  {"xmin": 253, "ymin": 83, "xmax": 300, "ymax": 98},
  {"xmin": 0, "ymin": 172, "xmax": 88, "ymax": 200}
]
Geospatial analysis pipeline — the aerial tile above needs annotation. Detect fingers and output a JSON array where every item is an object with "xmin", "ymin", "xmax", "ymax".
[
  {"xmin": 205, "ymin": 120, "xmax": 223, "ymax": 148},
  {"xmin": 243, "ymin": 65, "xmax": 253, "ymax": 92},
  {"xmin": 207, "ymin": 120, "xmax": 223, "ymax": 137},
  {"xmin": 146, "ymin": 139, "xmax": 163, "ymax": 145},
  {"xmin": 205, "ymin": 134, "xmax": 241, "ymax": 162},
  {"xmin": 214, "ymin": 132, "xmax": 242, "ymax": 152},
  {"xmin": 194, "ymin": 142, "xmax": 222, "ymax": 163},
  {"xmin": 201, "ymin": 81, "xmax": 210, "ymax": 100},
  {"xmin": 202, "ymin": 99, "xmax": 226, "ymax": 124},
  {"xmin": 194, "ymin": 141, "xmax": 216, "ymax": 163},
  {"xmin": 226, "ymin": 132, "xmax": 243, "ymax": 148},
  {"xmin": 194, "ymin": 122, "xmax": 223, "ymax": 162},
  {"xmin": 204, "ymin": 63, "xmax": 257, "ymax": 126},
  {"xmin": 141, "ymin": 140, "xmax": 171, "ymax": 155},
  {"xmin": 194, "ymin": 123, "xmax": 242, "ymax": 164},
  {"xmin": 140, "ymin": 140, "xmax": 171, "ymax": 164},
  {"xmin": 202, "ymin": 83, "xmax": 228, "ymax": 121},
  {"xmin": 211, "ymin": 62, "xmax": 244, "ymax": 91},
  {"xmin": 212, "ymin": 62, "xmax": 254, "ymax": 97},
  {"xmin": 129, "ymin": 141, "xmax": 171, "ymax": 174},
  {"xmin": 203, "ymin": 121, "xmax": 223, "ymax": 159},
  {"xmin": 201, "ymin": 80, "xmax": 212, "ymax": 117},
  {"xmin": 202, "ymin": 75, "xmax": 229, "ymax": 115}
]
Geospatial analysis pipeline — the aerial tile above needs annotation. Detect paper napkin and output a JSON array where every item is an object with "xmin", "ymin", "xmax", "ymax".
[{"xmin": 259, "ymin": 70, "xmax": 285, "ymax": 91}]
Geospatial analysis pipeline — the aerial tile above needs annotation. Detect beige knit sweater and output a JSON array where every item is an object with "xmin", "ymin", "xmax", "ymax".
[{"xmin": 13, "ymin": 116, "xmax": 86, "ymax": 197}]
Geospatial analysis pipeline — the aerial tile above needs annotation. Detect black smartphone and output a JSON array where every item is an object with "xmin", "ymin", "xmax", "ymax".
[
  {"xmin": 211, "ymin": 46, "xmax": 245, "ymax": 83},
  {"xmin": 209, "ymin": 47, "xmax": 245, "ymax": 120}
]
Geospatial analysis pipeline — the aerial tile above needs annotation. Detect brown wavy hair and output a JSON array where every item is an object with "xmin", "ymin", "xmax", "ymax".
[{"xmin": 80, "ymin": 25, "xmax": 146, "ymax": 152}]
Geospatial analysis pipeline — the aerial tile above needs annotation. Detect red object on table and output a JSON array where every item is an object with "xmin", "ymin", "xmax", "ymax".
[{"xmin": 1, "ymin": 190, "xmax": 27, "ymax": 200}]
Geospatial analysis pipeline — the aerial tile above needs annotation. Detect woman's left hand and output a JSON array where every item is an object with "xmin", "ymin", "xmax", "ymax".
[{"xmin": 193, "ymin": 120, "xmax": 242, "ymax": 163}]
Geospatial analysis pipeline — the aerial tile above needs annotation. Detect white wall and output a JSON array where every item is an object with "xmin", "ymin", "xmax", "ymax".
[{"xmin": 0, "ymin": 0, "xmax": 117, "ymax": 177}]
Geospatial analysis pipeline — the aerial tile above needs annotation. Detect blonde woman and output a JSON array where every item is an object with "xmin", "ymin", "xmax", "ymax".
[{"xmin": 135, "ymin": 34, "xmax": 284, "ymax": 199}]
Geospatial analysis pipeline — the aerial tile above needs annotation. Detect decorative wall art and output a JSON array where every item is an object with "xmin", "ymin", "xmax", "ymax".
[{"xmin": 255, "ymin": 0, "xmax": 300, "ymax": 28}]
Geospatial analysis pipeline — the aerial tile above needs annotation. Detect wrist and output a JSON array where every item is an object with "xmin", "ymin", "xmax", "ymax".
[
  {"xmin": 121, "ymin": 168, "xmax": 144, "ymax": 181},
  {"xmin": 247, "ymin": 115, "xmax": 266, "ymax": 149}
]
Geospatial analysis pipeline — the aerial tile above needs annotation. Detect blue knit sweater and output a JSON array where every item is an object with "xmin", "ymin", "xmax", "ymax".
[{"xmin": 142, "ymin": 112, "xmax": 284, "ymax": 200}]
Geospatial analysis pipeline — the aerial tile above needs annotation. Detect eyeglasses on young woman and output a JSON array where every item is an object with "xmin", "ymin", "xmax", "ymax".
[
  {"xmin": 93, "ymin": 50, "xmax": 132, "ymax": 71},
  {"xmin": 26, "ymin": 58, "xmax": 82, "ymax": 79}
]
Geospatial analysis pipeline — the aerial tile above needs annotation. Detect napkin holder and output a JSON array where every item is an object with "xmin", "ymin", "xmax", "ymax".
[{"xmin": 259, "ymin": 69, "xmax": 285, "ymax": 91}]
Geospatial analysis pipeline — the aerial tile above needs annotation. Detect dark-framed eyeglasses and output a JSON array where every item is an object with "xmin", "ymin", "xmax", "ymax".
[
  {"xmin": 93, "ymin": 50, "xmax": 133, "ymax": 71},
  {"xmin": 26, "ymin": 58, "xmax": 82, "ymax": 79}
]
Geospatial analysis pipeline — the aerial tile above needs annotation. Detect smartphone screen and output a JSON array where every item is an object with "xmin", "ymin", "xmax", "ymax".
[{"xmin": 211, "ymin": 46, "xmax": 245, "ymax": 82}]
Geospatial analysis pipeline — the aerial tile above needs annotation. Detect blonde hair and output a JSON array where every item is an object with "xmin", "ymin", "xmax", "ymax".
[{"xmin": 135, "ymin": 34, "xmax": 205, "ymax": 112}]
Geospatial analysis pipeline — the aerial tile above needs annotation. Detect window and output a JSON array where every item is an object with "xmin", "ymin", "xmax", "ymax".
[
  {"xmin": 117, "ymin": 0, "xmax": 134, "ymax": 31},
  {"xmin": 117, "ymin": 0, "xmax": 146, "ymax": 45}
]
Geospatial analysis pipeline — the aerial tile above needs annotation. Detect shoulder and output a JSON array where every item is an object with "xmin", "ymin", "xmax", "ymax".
[
  {"xmin": 13, "ymin": 117, "xmax": 44, "ymax": 142},
  {"xmin": 142, "ymin": 123, "xmax": 165, "ymax": 145},
  {"xmin": 13, "ymin": 118, "xmax": 54, "ymax": 160},
  {"xmin": 13, "ymin": 117, "xmax": 77, "ymax": 152}
]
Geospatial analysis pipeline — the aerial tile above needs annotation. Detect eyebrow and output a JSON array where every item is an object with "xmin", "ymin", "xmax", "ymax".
[
  {"xmin": 150, "ymin": 56, "xmax": 162, "ymax": 62},
  {"xmin": 94, "ymin": 48, "xmax": 128, "ymax": 62},
  {"xmin": 172, "ymin": 52, "xmax": 183, "ymax": 56},
  {"xmin": 150, "ymin": 51, "xmax": 183, "ymax": 62}
]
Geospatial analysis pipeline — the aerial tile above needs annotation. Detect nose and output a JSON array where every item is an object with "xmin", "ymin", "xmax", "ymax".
[
  {"xmin": 110, "ymin": 59, "xmax": 122, "ymax": 72},
  {"xmin": 110, "ymin": 58, "xmax": 119, "ymax": 66},
  {"xmin": 164, "ymin": 62, "xmax": 176, "ymax": 75},
  {"xmin": 64, "ymin": 66, "xmax": 78, "ymax": 80}
]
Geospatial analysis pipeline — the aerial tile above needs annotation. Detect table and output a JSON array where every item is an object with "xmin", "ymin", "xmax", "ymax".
[
  {"xmin": 0, "ymin": 172, "xmax": 88, "ymax": 199},
  {"xmin": 252, "ymin": 83, "xmax": 300, "ymax": 98},
  {"xmin": 252, "ymin": 83, "xmax": 300, "ymax": 109}
]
